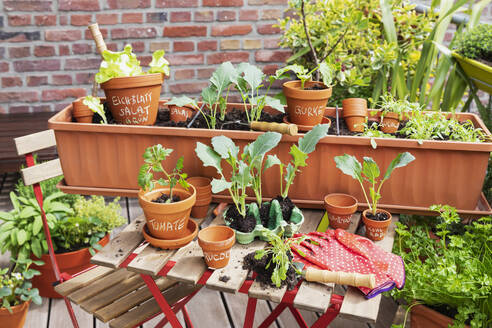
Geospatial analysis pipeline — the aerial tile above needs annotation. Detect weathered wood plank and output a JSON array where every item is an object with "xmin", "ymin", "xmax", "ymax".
[
  {"xmin": 127, "ymin": 245, "xmax": 177, "ymax": 276},
  {"xmin": 20, "ymin": 158, "xmax": 62, "ymax": 186},
  {"xmin": 166, "ymin": 241, "xmax": 206, "ymax": 285},
  {"xmin": 338, "ymin": 216, "xmax": 399, "ymax": 323},
  {"xmin": 224, "ymin": 292, "xmax": 277, "ymax": 328},
  {"xmin": 91, "ymin": 216, "xmax": 145, "ymax": 268},
  {"xmin": 80, "ymin": 273, "xmax": 146, "ymax": 313},
  {"xmin": 68, "ymin": 269, "xmax": 136, "ymax": 304},
  {"xmin": 49, "ymin": 299, "xmax": 93, "ymax": 328},
  {"xmin": 185, "ymin": 288, "xmax": 230, "ymax": 328},
  {"xmin": 55, "ymin": 266, "xmax": 114, "ymax": 296},
  {"xmin": 23, "ymin": 297, "xmax": 49, "ymax": 328},
  {"xmin": 142, "ymin": 311, "xmax": 185, "ymax": 328},
  {"xmin": 108, "ymin": 283, "xmax": 201, "ymax": 328},
  {"xmin": 94, "ymin": 277, "xmax": 176, "ymax": 323},
  {"xmin": 14, "ymin": 129, "xmax": 56, "ymax": 155}
]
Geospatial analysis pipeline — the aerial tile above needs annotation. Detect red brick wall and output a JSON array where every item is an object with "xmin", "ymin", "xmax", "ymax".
[{"xmin": 0, "ymin": 0, "xmax": 290, "ymax": 114}]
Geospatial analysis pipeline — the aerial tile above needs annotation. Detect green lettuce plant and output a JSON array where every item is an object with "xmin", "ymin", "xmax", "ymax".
[
  {"xmin": 267, "ymin": 124, "xmax": 329, "ymax": 199},
  {"xmin": 390, "ymin": 206, "xmax": 492, "ymax": 327},
  {"xmin": 334, "ymin": 153, "xmax": 415, "ymax": 215},
  {"xmin": 138, "ymin": 145, "xmax": 190, "ymax": 201},
  {"xmin": 83, "ymin": 95, "xmax": 107, "ymax": 124},
  {"xmin": 0, "ymin": 258, "xmax": 42, "ymax": 312},
  {"xmin": 95, "ymin": 45, "xmax": 169, "ymax": 84}
]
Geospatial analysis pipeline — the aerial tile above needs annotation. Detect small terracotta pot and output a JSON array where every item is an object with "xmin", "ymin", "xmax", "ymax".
[
  {"xmin": 169, "ymin": 105, "xmax": 196, "ymax": 123},
  {"xmin": 72, "ymin": 99, "xmax": 94, "ymax": 123},
  {"xmin": 283, "ymin": 80, "xmax": 332, "ymax": 126},
  {"xmin": 31, "ymin": 234, "xmax": 109, "ymax": 298},
  {"xmin": 198, "ymin": 226, "xmax": 235, "ymax": 269},
  {"xmin": 0, "ymin": 301, "xmax": 30, "ymax": 328},
  {"xmin": 362, "ymin": 209, "xmax": 392, "ymax": 241},
  {"xmin": 342, "ymin": 98, "xmax": 368, "ymax": 132},
  {"xmin": 411, "ymin": 304, "xmax": 467, "ymax": 328},
  {"xmin": 138, "ymin": 185, "xmax": 196, "ymax": 239},
  {"xmin": 324, "ymin": 193, "xmax": 358, "ymax": 230},
  {"xmin": 101, "ymin": 73, "xmax": 163, "ymax": 126},
  {"xmin": 380, "ymin": 112, "xmax": 400, "ymax": 134},
  {"xmin": 187, "ymin": 177, "xmax": 212, "ymax": 218}
]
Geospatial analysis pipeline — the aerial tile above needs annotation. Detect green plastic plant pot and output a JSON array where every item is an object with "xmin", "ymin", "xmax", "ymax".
[
  {"xmin": 224, "ymin": 200, "xmax": 305, "ymax": 245},
  {"xmin": 453, "ymin": 52, "xmax": 492, "ymax": 94}
]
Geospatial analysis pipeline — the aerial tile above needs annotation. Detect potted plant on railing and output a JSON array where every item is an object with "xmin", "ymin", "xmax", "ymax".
[
  {"xmin": 0, "ymin": 177, "xmax": 126, "ymax": 298},
  {"xmin": 95, "ymin": 45, "xmax": 170, "ymax": 125},
  {"xmin": 137, "ymin": 144, "xmax": 196, "ymax": 244},
  {"xmin": 390, "ymin": 206, "xmax": 491, "ymax": 328},
  {"xmin": 334, "ymin": 152, "xmax": 415, "ymax": 240},
  {"xmin": 453, "ymin": 24, "xmax": 492, "ymax": 94},
  {"xmin": 0, "ymin": 258, "xmax": 42, "ymax": 328}
]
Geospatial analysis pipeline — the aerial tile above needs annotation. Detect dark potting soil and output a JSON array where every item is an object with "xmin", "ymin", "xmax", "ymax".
[
  {"xmin": 218, "ymin": 275, "xmax": 231, "ymax": 283},
  {"xmin": 225, "ymin": 205, "xmax": 257, "ymax": 233},
  {"xmin": 243, "ymin": 251, "xmax": 300, "ymax": 290},
  {"xmin": 366, "ymin": 211, "xmax": 390, "ymax": 221},
  {"xmin": 259, "ymin": 202, "xmax": 271, "ymax": 227},
  {"xmin": 304, "ymin": 84, "xmax": 327, "ymax": 91},
  {"xmin": 273, "ymin": 196, "xmax": 295, "ymax": 222},
  {"xmin": 151, "ymin": 193, "xmax": 181, "ymax": 203}
]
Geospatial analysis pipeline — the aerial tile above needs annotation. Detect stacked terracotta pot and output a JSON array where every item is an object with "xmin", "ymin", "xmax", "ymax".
[{"xmin": 187, "ymin": 177, "xmax": 212, "ymax": 219}]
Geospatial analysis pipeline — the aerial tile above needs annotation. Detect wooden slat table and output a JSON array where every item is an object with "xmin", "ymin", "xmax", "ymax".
[{"xmin": 56, "ymin": 205, "xmax": 399, "ymax": 328}]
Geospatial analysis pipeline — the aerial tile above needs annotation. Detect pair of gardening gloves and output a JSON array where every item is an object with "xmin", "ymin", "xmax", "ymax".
[{"xmin": 291, "ymin": 229, "xmax": 405, "ymax": 299}]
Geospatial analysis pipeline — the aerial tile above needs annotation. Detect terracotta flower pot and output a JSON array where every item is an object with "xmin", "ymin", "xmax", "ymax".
[
  {"xmin": 138, "ymin": 185, "xmax": 196, "ymax": 239},
  {"xmin": 72, "ymin": 99, "xmax": 94, "ymax": 123},
  {"xmin": 411, "ymin": 304, "xmax": 467, "ymax": 328},
  {"xmin": 324, "ymin": 193, "xmax": 358, "ymax": 230},
  {"xmin": 187, "ymin": 177, "xmax": 212, "ymax": 219},
  {"xmin": 380, "ymin": 112, "xmax": 400, "ymax": 134},
  {"xmin": 362, "ymin": 209, "xmax": 392, "ymax": 241},
  {"xmin": 100, "ymin": 73, "xmax": 163, "ymax": 126},
  {"xmin": 0, "ymin": 301, "xmax": 30, "ymax": 328},
  {"xmin": 169, "ymin": 105, "xmax": 196, "ymax": 123},
  {"xmin": 283, "ymin": 80, "xmax": 332, "ymax": 126},
  {"xmin": 342, "ymin": 98, "xmax": 368, "ymax": 132},
  {"xmin": 31, "ymin": 234, "xmax": 109, "ymax": 298},
  {"xmin": 198, "ymin": 226, "xmax": 235, "ymax": 269}
]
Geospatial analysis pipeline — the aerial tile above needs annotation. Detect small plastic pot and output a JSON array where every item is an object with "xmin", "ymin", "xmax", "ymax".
[
  {"xmin": 324, "ymin": 193, "xmax": 358, "ymax": 230},
  {"xmin": 198, "ymin": 226, "xmax": 235, "ymax": 269},
  {"xmin": 101, "ymin": 73, "xmax": 164, "ymax": 125},
  {"xmin": 138, "ymin": 184, "xmax": 196, "ymax": 239},
  {"xmin": 342, "ymin": 98, "xmax": 368, "ymax": 132},
  {"xmin": 380, "ymin": 112, "xmax": 400, "ymax": 134},
  {"xmin": 0, "ymin": 301, "xmax": 30, "ymax": 328},
  {"xmin": 362, "ymin": 209, "xmax": 392, "ymax": 241},
  {"xmin": 187, "ymin": 177, "xmax": 212, "ymax": 218},
  {"xmin": 169, "ymin": 105, "xmax": 196, "ymax": 123},
  {"xmin": 283, "ymin": 80, "xmax": 332, "ymax": 126},
  {"xmin": 72, "ymin": 99, "xmax": 94, "ymax": 123}
]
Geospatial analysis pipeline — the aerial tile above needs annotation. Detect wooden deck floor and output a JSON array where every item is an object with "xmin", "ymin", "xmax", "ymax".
[{"xmin": 0, "ymin": 172, "xmax": 398, "ymax": 328}]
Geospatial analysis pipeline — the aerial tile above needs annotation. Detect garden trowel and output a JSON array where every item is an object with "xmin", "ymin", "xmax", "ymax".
[
  {"xmin": 293, "ymin": 262, "xmax": 376, "ymax": 288},
  {"xmin": 221, "ymin": 120, "xmax": 298, "ymax": 136}
]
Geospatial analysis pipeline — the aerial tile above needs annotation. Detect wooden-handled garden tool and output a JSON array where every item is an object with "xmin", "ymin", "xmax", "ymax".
[
  {"xmin": 293, "ymin": 262, "xmax": 376, "ymax": 288},
  {"xmin": 87, "ymin": 23, "xmax": 107, "ymax": 97},
  {"xmin": 221, "ymin": 120, "xmax": 298, "ymax": 136}
]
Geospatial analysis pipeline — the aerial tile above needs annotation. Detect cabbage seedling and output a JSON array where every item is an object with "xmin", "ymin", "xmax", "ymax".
[{"xmin": 276, "ymin": 61, "xmax": 334, "ymax": 90}]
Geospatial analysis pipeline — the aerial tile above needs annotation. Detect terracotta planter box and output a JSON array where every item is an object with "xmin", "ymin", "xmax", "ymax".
[
  {"xmin": 411, "ymin": 304, "xmax": 469, "ymax": 328},
  {"xmin": 48, "ymin": 101, "xmax": 492, "ymax": 213}
]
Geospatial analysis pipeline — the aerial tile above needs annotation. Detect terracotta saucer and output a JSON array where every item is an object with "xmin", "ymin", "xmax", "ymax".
[
  {"xmin": 283, "ymin": 116, "xmax": 332, "ymax": 132},
  {"xmin": 142, "ymin": 219, "xmax": 198, "ymax": 250}
]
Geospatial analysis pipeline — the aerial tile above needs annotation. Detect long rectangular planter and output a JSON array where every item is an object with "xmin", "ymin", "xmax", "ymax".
[{"xmin": 48, "ymin": 101, "xmax": 492, "ymax": 212}]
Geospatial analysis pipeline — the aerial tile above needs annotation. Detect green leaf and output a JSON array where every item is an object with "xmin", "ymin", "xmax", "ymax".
[
  {"xmin": 166, "ymin": 96, "xmax": 197, "ymax": 109},
  {"xmin": 211, "ymin": 178, "xmax": 232, "ymax": 193},
  {"xmin": 242, "ymin": 63, "xmax": 264, "ymax": 91},
  {"xmin": 0, "ymin": 221, "xmax": 15, "ymax": 232},
  {"xmin": 10, "ymin": 192, "xmax": 20, "ymax": 212},
  {"xmin": 82, "ymin": 96, "xmax": 107, "ymax": 124},
  {"xmin": 236, "ymin": 161, "xmax": 252, "ymax": 189},
  {"xmin": 17, "ymin": 229, "xmax": 27, "ymax": 246},
  {"xmin": 31, "ymin": 239, "xmax": 42, "ymax": 259},
  {"xmin": 318, "ymin": 61, "xmax": 334, "ymax": 87},
  {"xmin": 195, "ymin": 142, "xmax": 223, "ymax": 174},
  {"xmin": 248, "ymin": 132, "xmax": 282, "ymax": 162},
  {"xmin": 264, "ymin": 155, "xmax": 281, "ymax": 170},
  {"xmin": 264, "ymin": 96, "xmax": 285, "ymax": 113},
  {"xmin": 334, "ymin": 154, "xmax": 363, "ymax": 183},
  {"xmin": 362, "ymin": 157, "xmax": 380, "ymax": 184},
  {"xmin": 383, "ymin": 152, "xmax": 416, "ymax": 180},
  {"xmin": 298, "ymin": 124, "xmax": 329, "ymax": 154},
  {"xmin": 148, "ymin": 49, "xmax": 170, "ymax": 75},
  {"xmin": 19, "ymin": 206, "xmax": 36, "ymax": 219},
  {"xmin": 0, "ymin": 211, "xmax": 14, "ymax": 221},
  {"xmin": 95, "ymin": 44, "xmax": 143, "ymax": 83},
  {"xmin": 211, "ymin": 135, "xmax": 239, "ymax": 159},
  {"xmin": 32, "ymin": 215, "xmax": 43, "ymax": 235},
  {"xmin": 210, "ymin": 61, "xmax": 236, "ymax": 93},
  {"xmin": 289, "ymin": 145, "xmax": 308, "ymax": 168},
  {"xmin": 201, "ymin": 86, "xmax": 217, "ymax": 106}
]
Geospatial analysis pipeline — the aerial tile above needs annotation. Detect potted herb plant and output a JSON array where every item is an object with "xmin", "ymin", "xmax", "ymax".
[
  {"xmin": 0, "ymin": 179, "xmax": 126, "ymax": 298},
  {"xmin": 137, "ymin": 144, "xmax": 196, "ymax": 240},
  {"xmin": 95, "ymin": 45, "xmax": 170, "ymax": 125},
  {"xmin": 278, "ymin": 62, "xmax": 334, "ymax": 127},
  {"xmin": 390, "ymin": 205, "xmax": 491, "ymax": 328},
  {"xmin": 378, "ymin": 94, "xmax": 419, "ymax": 134},
  {"xmin": 334, "ymin": 152, "xmax": 415, "ymax": 240},
  {"xmin": 453, "ymin": 24, "xmax": 492, "ymax": 94},
  {"xmin": 0, "ymin": 258, "xmax": 42, "ymax": 328}
]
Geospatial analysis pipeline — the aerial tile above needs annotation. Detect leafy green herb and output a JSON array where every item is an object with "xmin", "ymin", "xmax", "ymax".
[
  {"xmin": 276, "ymin": 61, "xmax": 334, "ymax": 90},
  {"xmin": 83, "ymin": 95, "xmax": 107, "ymax": 124},
  {"xmin": 334, "ymin": 152, "xmax": 415, "ymax": 215},
  {"xmin": 454, "ymin": 24, "xmax": 492, "ymax": 63},
  {"xmin": 138, "ymin": 145, "xmax": 190, "ymax": 201},
  {"xmin": 95, "ymin": 45, "xmax": 169, "ymax": 84},
  {"xmin": 378, "ymin": 94, "xmax": 420, "ymax": 121}
]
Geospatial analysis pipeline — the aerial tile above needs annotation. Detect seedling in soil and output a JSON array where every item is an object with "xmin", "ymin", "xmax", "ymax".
[
  {"xmin": 138, "ymin": 144, "xmax": 190, "ymax": 202},
  {"xmin": 275, "ymin": 61, "xmax": 334, "ymax": 90},
  {"xmin": 334, "ymin": 152, "xmax": 415, "ymax": 216},
  {"xmin": 83, "ymin": 95, "xmax": 107, "ymax": 124}
]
